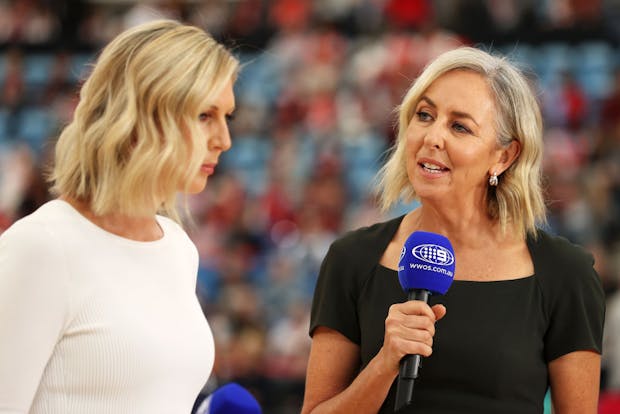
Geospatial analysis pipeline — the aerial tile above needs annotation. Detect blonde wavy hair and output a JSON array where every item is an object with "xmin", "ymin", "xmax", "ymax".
[
  {"xmin": 49, "ymin": 20, "xmax": 239, "ymax": 221},
  {"xmin": 376, "ymin": 47, "xmax": 546, "ymax": 238}
]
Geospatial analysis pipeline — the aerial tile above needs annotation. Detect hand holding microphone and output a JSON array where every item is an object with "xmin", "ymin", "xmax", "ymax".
[{"xmin": 392, "ymin": 231, "xmax": 455, "ymax": 412}]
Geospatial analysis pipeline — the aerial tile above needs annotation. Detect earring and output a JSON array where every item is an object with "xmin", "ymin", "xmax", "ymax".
[{"xmin": 489, "ymin": 172, "xmax": 498, "ymax": 187}]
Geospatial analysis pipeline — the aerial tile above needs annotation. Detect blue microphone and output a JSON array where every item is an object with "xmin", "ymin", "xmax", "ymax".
[
  {"xmin": 196, "ymin": 382, "xmax": 262, "ymax": 414},
  {"xmin": 394, "ymin": 231, "xmax": 455, "ymax": 412}
]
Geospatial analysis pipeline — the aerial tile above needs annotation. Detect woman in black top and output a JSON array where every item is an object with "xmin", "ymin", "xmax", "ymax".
[{"xmin": 301, "ymin": 47, "xmax": 605, "ymax": 414}]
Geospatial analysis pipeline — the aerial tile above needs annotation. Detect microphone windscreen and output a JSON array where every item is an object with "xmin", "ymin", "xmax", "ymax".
[
  {"xmin": 204, "ymin": 382, "xmax": 262, "ymax": 414},
  {"xmin": 398, "ymin": 231, "xmax": 455, "ymax": 295}
]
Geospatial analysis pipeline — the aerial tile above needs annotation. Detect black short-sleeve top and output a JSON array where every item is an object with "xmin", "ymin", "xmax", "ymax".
[{"xmin": 309, "ymin": 215, "xmax": 605, "ymax": 414}]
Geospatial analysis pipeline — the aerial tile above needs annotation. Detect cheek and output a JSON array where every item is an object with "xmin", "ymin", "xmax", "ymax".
[
  {"xmin": 190, "ymin": 124, "xmax": 209, "ymax": 152},
  {"xmin": 404, "ymin": 129, "xmax": 421, "ymax": 159},
  {"xmin": 451, "ymin": 143, "xmax": 493, "ymax": 167},
  {"xmin": 201, "ymin": 123, "xmax": 215, "ymax": 149},
  {"xmin": 404, "ymin": 122, "xmax": 422, "ymax": 147},
  {"xmin": 404, "ymin": 136, "xmax": 419, "ymax": 177}
]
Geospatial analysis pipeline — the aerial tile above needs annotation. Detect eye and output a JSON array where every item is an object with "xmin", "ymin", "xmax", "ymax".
[
  {"xmin": 452, "ymin": 121, "xmax": 471, "ymax": 134},
  {"xmin": 416, "ymin": 111, "xmax": 433, "ymax": 122},
  {"xmin": 225, "ymin": 113, "xmax": 235, "ymax": 123},
  {"xmin": 198, "ymin": 112, "xmax": 212, "ymax": 122}
]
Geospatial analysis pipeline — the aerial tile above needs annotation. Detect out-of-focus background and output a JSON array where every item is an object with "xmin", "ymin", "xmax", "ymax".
[{"xmin": 1, "ymin": 0, "xmax": 619, "ymax": 412}]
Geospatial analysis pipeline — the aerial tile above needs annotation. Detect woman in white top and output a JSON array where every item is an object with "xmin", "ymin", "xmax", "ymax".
[{"xmin": 0, "ymin": 19, "xmax": 238, "ymax": 413}]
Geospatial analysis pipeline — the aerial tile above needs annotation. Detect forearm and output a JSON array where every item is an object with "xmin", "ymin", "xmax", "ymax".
[{"xmin": 305, "ymin": 350, "xmax": 398, "ymax": 414}]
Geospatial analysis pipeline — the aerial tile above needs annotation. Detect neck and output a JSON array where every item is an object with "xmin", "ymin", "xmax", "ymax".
[
  {"xmin": 405, "ymin": 203, "xmax": 518, "ymax": 248},
  {"xmin": 61, "ymin": 196, "xmax": 163, "ymax": 242}
]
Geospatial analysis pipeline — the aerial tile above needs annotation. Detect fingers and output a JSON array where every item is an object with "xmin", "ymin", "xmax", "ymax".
[
  {"xmin": 397, "ymin": 300, "xmax": 437, "ymax": 320},
  {"xmin": 432, "ymin": 304, "xmax": 447, "ymax": 321},
  {"xmin": 385, "ymin": 314, "xmax": 434, "ymax": 345},
  {"xmin": 383, "ymin": 301, "xmax": 446, "ymax": 364},
  {"xmin": 391, "ymin": 302, "xmax": 436, "ymax": 347}
]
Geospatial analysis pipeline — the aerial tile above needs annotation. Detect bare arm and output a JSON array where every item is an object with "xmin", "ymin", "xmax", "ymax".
[
  {"xmin": 548, "ymin": 350, "xmax": 601, "ymax": 414},
  {"xmin": 301, "ymin": 302, "xmax": 446, "ymax": 414}
]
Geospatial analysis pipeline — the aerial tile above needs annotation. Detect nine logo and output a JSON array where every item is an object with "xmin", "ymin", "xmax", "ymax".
[{"xmin": 412, "ymin": 244, "xmax": 455, "ymax": 266}]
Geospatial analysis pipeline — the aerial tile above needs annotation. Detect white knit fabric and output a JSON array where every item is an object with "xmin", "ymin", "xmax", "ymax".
[{"xmin": 0, "ymin": 200, "xmax": 214, "ymax": 413}]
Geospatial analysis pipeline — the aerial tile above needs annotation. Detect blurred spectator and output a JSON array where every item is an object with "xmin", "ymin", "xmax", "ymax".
[
  {"xmin": 122, "ymin": 1, "xmax": 183, "ymax": 30},
  {"xmin": 543, "ymin": 70, "xmax": 588, "ymax": 130},
  {"xmin": 1, "ymin": 48, "xmax": 25, "ymax": 144},
  {"xmin": 0, "ymin": 144, "xmax": 36, "ymax": 221},
  {"xmin": 604, "ymin": 291, "xmax": 620, "ymax": 389},
  {"xmin": 0, "ymin": 0, "xmax": 59, "ymax": 46}
]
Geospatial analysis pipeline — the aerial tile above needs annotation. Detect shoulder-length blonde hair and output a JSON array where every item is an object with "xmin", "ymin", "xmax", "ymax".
[
  {"xmin": 49, "ymin": 19, "xmax": 239, "ymax": 221},
  {"xmin": 376, "ymin": 46, "xmax": 546, "ymax": 238}
]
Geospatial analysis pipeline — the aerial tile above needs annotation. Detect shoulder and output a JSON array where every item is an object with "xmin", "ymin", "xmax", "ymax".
[
  {"xmin": 0, "ymin": 201, "xmax": 64, "ymax": 247},
  {"xmin": 156, "ymin": 215, "xmax": 197, "ymax": 255},
  {"xmin": 329, "ymin": 215, "xmax": 404, "ymax": 260},
  {"xmin": 317, "ymin": 215, "xmax": 402, "ymax": 290},
  {"xmin": 531, "ymin": 231, "xmax": 605, "ymax": 359},
  {"xmin": 0, "ymin": 202, "xmax": 71, "ymax": 289},
  {"xmin": 530, "ymin": 229, "xmax": 604, "ymax": 310},
  {"xmin": 528, "ymin": 229, "xmax": 595, "ymax": 277},
  {"xmin": 157, "ymin": 215, "xmax": 193, "ymax": 243},
  {"xmin": 156, "ymin": 214, "xmax": 185, "ymax": 235}
]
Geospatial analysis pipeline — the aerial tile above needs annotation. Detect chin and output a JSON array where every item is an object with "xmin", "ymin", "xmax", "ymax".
[
  {"xmin": 187, "ymin": 178, "xmax": 208, "ymax": 194},
  {"xmin": 414, "ymin": 184, "xmax": 447, "ymax": 200}
]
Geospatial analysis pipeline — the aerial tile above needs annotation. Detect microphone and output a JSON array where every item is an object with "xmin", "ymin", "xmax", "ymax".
[
  {"xmin": 195, "ymin": 382, "xmax": 262, "ymax": 414},
  {"xmin": 394, "ymin": 231, "xmax": 455, "ymax": 412}
]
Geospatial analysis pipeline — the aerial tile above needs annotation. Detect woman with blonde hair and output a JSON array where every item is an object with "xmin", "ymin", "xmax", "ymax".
[
  {"xmin": 0, "ymin": 20, "xmax": 238, "ymax": 413},
  {"xmin": 303, "ymin": 47, "xmax": 605, "ymax": 413}
]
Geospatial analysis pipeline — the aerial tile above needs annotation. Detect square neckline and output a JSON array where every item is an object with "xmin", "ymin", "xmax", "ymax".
[{"xmin": 376, "ymin": 214, "xmax": 537, "ymax": 284}]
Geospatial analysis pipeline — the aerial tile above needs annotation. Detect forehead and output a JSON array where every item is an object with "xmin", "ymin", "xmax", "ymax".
[
  {"xmin": 422, "ymin": 70, "xmax": 495, "ymax": 113},
  {"xmin": 200, "ymin": 78, "xmax": 235, "ymax": 109},
  {"xmin": 218, "ymin": 79, "xmax": 235, "ymax": 106}
]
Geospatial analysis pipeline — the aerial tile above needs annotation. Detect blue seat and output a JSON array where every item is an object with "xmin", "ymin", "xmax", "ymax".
[
  {"xmin": 17, "ymin": 107, "xmax": 55, "ymax": 156},
  {"xmin": 572, "ymin": 42, "xmax": 614, "ymax": 100},
  {"xmin": 535, "ymin": 43, "xmax": 573, "ymax": 91},
  {"xmin": 0, "ymin": 54, "xmax": 6, "ymax": 81},
  {"xmin": 0, "ymin": 108, "xmax": 9, "ymax": 143},
  {"xmin": 342, "ymin": 132, "xmax": 387, "ymax": 200},
  {"xmin": 23, "ymin": 54, "xmax": 54, "ymax": 86},
  {"xmin": 69, "ymin": 53, "xmax": 95, "ymax": 82},
  {"xmin": 236, "ymin": 52, "xmax": 282, "ymax": 107},
  {"xmin": 500, "ymin": 44, "xmax": 536, "ymax": 68},
  {"xmin": 220, "ymin": 134, "xmax": 272, "ymax": 196}
]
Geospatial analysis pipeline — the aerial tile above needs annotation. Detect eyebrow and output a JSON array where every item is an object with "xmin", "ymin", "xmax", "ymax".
[
  {"xmin": 208, "ymin": 104, "xmax": 236, "ymax": 114},
  {"xmin": 418, "ymin": 96, "xmax": 480, "ymax": 127}
]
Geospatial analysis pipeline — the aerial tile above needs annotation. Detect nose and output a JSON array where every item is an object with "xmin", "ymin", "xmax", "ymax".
[
  {"xmin": 209, "ymin": 119, "xmax": 232, "ymax": 152},
  {"xmin": 423, "ymin": 121, "xmax": 445, "ymax": 150}
]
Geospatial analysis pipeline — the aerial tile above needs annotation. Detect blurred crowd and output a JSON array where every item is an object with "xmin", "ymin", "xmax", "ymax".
[{"xmin": 1, "ymin": 0, "xmax": 620, "ymax": 413}]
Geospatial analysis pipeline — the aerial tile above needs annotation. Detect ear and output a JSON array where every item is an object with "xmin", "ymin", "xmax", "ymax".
[{"xmin": 490, "ymin": 139, "xmax": 520, "ymax": 176}]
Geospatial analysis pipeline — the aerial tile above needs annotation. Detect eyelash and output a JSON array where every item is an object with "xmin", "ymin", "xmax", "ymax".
[
  {"xmin": 415, "ymin": 111, "xmax": 471, "ymax": 134},
  {"xmin": 452, "ymin": 122, "xmax": 470, "ymax": 134},
  {"xmin": 198, "ymin": 113, "xmax": 235, "ymax": 123},
  {"xmin": 416, "ymin": 111, "xmax": 432, "ymax": 122}
]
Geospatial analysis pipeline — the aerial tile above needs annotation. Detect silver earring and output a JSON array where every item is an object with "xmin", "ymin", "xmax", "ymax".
[{"xmin": 489, "ymin": 172, "xmax": 498, "ymax": 187}]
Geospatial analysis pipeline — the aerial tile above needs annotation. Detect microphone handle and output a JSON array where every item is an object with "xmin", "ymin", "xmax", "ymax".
[{"xmin": 394, "ymin": 289, "xmax": 430, "ymax": 412}]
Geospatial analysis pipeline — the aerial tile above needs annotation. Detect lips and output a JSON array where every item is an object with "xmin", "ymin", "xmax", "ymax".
[
  {"xmin": 201, "ymin": 163, "xmax": 216, "ymax": 174},
  {"xmin": 418, "ymin": 158, "xmax": 449, "ymax": 174}
]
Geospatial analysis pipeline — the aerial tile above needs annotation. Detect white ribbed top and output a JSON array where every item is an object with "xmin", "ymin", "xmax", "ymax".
[{"xmin": 0, "ymin": 200, "xmax": 214, "ymax": 413}]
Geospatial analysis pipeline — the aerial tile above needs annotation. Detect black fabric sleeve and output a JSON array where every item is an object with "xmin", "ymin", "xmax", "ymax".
[
  {"xmin": 538, "ymin": 234, "xmax": 606, "ymax": 362},
  {"xmin": 309, "ymin": 238, "xmax": 361, "ymax": 344}
]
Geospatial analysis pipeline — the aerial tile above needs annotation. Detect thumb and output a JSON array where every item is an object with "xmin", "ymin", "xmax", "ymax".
[{"xmin": 431, "ymin": 304, "xmax": 447, "ymax": 322}]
